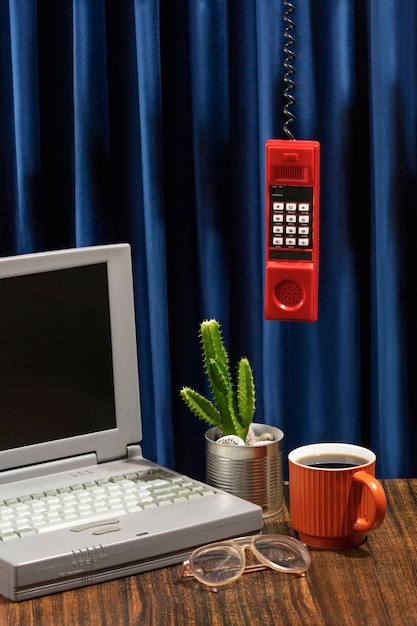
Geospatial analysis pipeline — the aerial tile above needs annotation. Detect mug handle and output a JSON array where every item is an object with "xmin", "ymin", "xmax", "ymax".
[{"xmin": 352, "ymin": 470, "xmax": 387, "ymax": 532}]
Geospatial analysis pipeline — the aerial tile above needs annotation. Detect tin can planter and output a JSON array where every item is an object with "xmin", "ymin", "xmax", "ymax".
[{"xmin": 205, "ymin": 423, "xmax": 284, "ymax": 518}]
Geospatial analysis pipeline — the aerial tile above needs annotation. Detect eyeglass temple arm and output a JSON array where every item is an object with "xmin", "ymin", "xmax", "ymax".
[{"xmin": 181, "ymin": 560, "xmax": 194, "ymax": 580}]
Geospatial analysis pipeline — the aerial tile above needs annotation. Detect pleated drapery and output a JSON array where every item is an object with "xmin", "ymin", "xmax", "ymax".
[{"xmin": 1, "ymin": 1, "xmax": 417, "ymax": 480}]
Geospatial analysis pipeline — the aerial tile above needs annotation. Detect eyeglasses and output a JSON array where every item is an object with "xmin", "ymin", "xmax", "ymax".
[{"xmin": 181, "ymin": 534, "xmax": 311, "ymax": 591}]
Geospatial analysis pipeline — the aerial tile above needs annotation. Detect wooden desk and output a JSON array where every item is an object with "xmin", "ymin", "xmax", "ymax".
[{"xmin": 1, "ymin": 479, "xmax": 417, "ymax": 626}]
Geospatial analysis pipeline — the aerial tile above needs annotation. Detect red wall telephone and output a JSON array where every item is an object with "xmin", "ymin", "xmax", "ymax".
[{"xmin": 264, "ymin": 139, "xmax": 320, "ymax": 322}]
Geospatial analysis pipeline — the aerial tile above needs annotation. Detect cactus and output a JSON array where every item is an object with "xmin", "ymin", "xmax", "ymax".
[{"xmin": 180, "ymin": 319, "xmax": 255, "ymax": 442}]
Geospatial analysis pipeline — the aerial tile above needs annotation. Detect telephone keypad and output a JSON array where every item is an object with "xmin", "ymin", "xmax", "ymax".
[{"xmin": 269, "ymin": 185, "xmax": 313, "ymax": 252}]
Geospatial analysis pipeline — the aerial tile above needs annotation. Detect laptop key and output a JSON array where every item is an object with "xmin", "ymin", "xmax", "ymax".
[
  {"xmin": 1, "ymin": 532, "xmax": 19, "ymax": 542},
  {"xmin": 18, "ymin": 528, "xmax": 37, "ymax": 538}
]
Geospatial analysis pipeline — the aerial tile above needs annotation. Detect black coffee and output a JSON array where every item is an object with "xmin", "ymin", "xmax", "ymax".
[
  {"xmin": 298, "ymin": 454, "xmax": 367, "ymax": 469},
  {"xmin": 305, "ymin": 462, "xmax": 359, "ymax": 469}
]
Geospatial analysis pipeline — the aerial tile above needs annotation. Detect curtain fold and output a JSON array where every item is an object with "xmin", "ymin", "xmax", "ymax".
[
  {"xmin": 367, "ymin": 1, "xmax": 417, "ymax": 476},
  {"xmin": 8, "ymin": 0, "xmax": 40, "ymax": 252},
  {"xmin": 1, "ymin": 0, "xmax": 417, "ymax": 479},
  {"xmin": 132, "ymin": 0, "xmax": 173, "ymax": 464},
  {"xmin": 73, "ymin": 0, "xmax": 110, "ymax": 244}
]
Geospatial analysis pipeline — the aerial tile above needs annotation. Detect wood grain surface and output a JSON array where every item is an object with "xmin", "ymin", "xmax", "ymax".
[{"xmin": 1, "ymin": 479, "xmax": 416, "ymax": 626}]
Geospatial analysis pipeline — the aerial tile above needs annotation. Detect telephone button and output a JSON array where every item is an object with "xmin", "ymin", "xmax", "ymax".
[
  {"xmin": 286, "ymin": 203, "xmax": 297, "ymax": 212},
  {"xmin": 273, "ymin": 225, "xmax": 283, "ymax": 234},
  {"xmin": 273, "ymin": 237, "xmax": 284, "ymax": 246},
  {"xmin": 299, "ymin": 203, "xmax": 310, "ymax": 212},
  {"xmin": 286, "ymin": 215, "xmax": 297, "ymax": 223},
  {"xmin": 273, "ymin": 202, "xmax": 284, "ymax": 211},
  {"xmin": 285, "ymin": 238, "xmax": 296, "ymax": 246},
  {"xmin": 298, "ymin": 238, "xmax": 310, "ymax": 247},
  {"xmin": 298, "ymin": 227, "xmax": 309, "ymax": 235},
  {"xmin": 299, "ymin": 215, "xmax": 310, "ymax": 224},
  {"xmin": 273, "ymin": 214, "xmax": 284, "ymax": 223}
]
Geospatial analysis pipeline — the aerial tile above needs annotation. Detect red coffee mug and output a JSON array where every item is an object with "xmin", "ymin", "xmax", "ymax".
[{"xmin": 288, "ymin": 443, "xmax": 387, "ymax": 549}]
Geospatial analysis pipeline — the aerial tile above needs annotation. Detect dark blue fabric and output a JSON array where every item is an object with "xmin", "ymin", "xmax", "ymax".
[{"xmin": 1, "ymin": 1, "xmax": 416, "ymax": 479}]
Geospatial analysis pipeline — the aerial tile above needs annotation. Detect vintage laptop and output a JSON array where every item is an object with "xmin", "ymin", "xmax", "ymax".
[{"xmin": 0, "ymin": 243, "xmax": 262, "ymax": 601}]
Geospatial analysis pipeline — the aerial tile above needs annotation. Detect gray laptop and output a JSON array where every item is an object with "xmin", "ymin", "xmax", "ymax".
[{"xmin": 0, "ymin": 244, "xmax": 262, "ymax": 601}]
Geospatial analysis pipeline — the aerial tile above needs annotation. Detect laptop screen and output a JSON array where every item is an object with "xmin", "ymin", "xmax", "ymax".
[
  {"xmin": 0, "ymin": 264, "xmax": 116, "ymax": 450},
  {"xmin": 0, "ymin": 244, "xmax": 141, "ymax": 472}
]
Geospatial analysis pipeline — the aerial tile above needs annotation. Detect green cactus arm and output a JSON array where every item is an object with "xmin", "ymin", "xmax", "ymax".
[
  {"xmin": 200, "ymin": 320, "xmax": 231, "ymax": 385},
  {"xmin": 225, "ymin": 394, "xmax": 246, "ymax": 441},
  {"xmin": 207, "ymin": 358, "xmax": 231, "ymax": 399},
  {"xmin": 236, "ymin": 357, "xmax": 255, "ymax": 429},
  {"xmin": 180, "ymin": 387, "xmax": 221, "ymax": 427},
  {"xmin": 208, "ymin": 359, "xmax": 239, "ymax": 435}
]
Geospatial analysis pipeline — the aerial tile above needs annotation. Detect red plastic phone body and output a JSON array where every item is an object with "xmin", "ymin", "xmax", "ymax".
[{"xmin": 265, "ymin": 139, "xmax": 320, "ymax": 322}]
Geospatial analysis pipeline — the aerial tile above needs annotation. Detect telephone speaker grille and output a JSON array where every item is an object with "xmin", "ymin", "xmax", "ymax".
[
  {"xmin": 274, "ymin": 166, "xmax": 304, "ymax": 180},
  {"xmin": 275, "ymin": 279, "xmax": 304, "ymax": 308}
]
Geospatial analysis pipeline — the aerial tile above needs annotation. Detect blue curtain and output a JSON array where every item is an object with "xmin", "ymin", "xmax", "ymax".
[{"xmin": 1, "ymin": 1, "xmax": 416, "ymax": 480}]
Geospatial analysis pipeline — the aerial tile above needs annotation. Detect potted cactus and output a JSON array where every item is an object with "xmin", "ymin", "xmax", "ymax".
[
  {"xmin": 180, "ymin": 319, "xmax": 284, "ymax": 517},
  {"xmin": 180, "ymin": 318, "xmax": 256, "ymax": 444}
]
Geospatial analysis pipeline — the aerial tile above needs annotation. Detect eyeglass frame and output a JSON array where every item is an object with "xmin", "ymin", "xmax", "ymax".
[{"xmin": 181, "ymin": 534, "xmax": 311, "ymax": 590}]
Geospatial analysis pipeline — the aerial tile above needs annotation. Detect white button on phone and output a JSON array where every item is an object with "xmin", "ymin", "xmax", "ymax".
[
  {"xmin": 299, "ymin": 215, "xmax": 310, "ymax": 223},
  {"xmin": 273, "ymin": 214, "xmax": 284, "ymax": 223},
  {"xmin": 273, "ymin": 226, "xmax": 283, "ymax": 234},
  {"xmin": 286, "ymin": 203, "xmax": 297, "ymax": 211},
  {"xmin": 273, "ymin": 203, "xmax": 284, "ymax": 211},
  {"xmin": 299, "ymin": 203, "xmax": 310, "ymax": 212},
  {"xmin": 298, "ymin": 227, "xmax": 309, "ymax": 235},
  {"xmin": 285, "ymin": 238, "xmax": 296, "ymax": 246},
  {"xmin": 273, "ymin": 237, "xmax": 283, "ymax": 246},
  {"xmin": 299, "ymin": 238, "xmax": 309, "ymax": 246}
]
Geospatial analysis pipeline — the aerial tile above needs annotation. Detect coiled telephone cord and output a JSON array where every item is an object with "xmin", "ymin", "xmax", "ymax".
[{"xmin": 283, "ymin": 0, "xmax": 296, "ymax": 140}]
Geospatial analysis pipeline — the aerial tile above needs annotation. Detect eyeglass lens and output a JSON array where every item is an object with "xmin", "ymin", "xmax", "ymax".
[
  {"xmin": 190, "ymin": 544, "xmax": 244, "ymax": 585},
  {"xmin": 253, "ymin": 536, "xmax": 311, "ymax": 572}
]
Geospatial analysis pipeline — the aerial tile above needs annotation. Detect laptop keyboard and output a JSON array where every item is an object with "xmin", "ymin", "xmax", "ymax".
[{"xmin": 0, "ymin": 468, "xmax": 216, "ymax": 542}]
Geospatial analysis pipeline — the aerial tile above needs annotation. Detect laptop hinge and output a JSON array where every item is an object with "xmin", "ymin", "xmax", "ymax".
[
  {"xmin": 126, "ymin": 444, "xmax": 143, "ymax": 460},
  {"xmin": 0, "ymin": 453, "xmax": 98, "ymax": 485}
]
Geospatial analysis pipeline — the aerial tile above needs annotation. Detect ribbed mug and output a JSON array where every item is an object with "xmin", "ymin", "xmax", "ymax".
[{"xmin": 288, "ymin": 442, "xmax": 387, "ymax": 549}]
